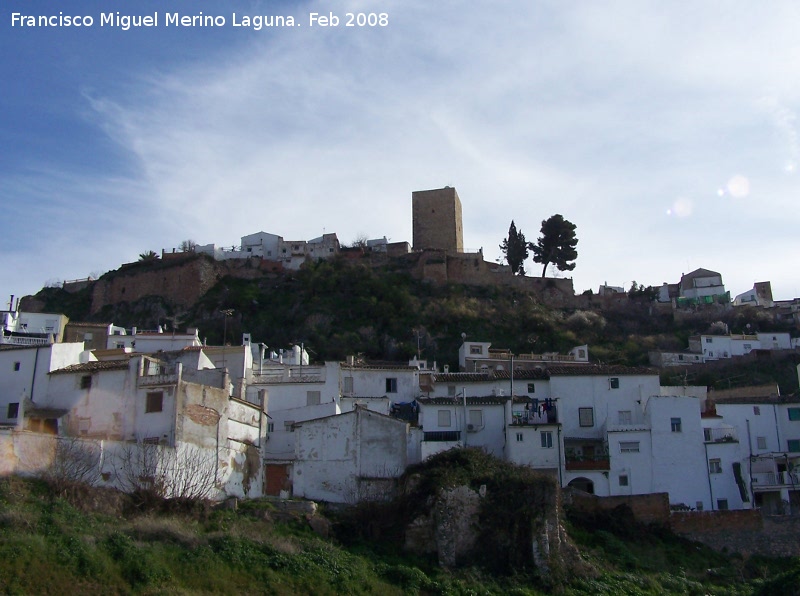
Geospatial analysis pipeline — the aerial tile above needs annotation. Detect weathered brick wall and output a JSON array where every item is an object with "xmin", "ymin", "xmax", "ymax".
[
  {"xmin": 89, "ymin": 256, "xmax": 265, "ymax": 314},
  {"xmin": 564, "ymin": 489, "xmax": 671, "ymax": 525},
  {"xmin": 669, "ymin": 510, "xmax": 800, "ymax": 557}
]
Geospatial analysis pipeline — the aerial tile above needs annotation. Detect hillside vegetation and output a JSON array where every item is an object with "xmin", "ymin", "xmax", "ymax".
[
  {"xmin": 1, "ymin": 448, "xmax": 797, "ymax": 594},
  {"xmin": 28, "ymin": 257, "xmax": 799, "ymax": 391}
]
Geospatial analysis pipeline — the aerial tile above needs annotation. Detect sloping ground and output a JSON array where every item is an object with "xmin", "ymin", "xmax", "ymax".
[{"xmin": 0, "ymin": 472, "xmax": 794, "ymax": 594}]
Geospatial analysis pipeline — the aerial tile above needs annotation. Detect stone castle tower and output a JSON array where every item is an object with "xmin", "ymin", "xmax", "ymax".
[{"xmin": 411, "ymin": 187, "xmax": 464, "ymax": 253}]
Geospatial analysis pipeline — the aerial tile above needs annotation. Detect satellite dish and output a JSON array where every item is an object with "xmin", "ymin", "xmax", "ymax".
[{"xmin": 461, "ymin": 332, "xmax": 466, "ymax": 340}]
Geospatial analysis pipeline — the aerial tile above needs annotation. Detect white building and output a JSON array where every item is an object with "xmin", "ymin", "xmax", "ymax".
[
  {"xmin": 1, "ymin": 309, "xmax": 68, "ymax": 346},
  {"xmin": 690, "ymin": 332, "xmax": 793, "ymax": 361},
  {"xmin": 458, "ymin": 340, "xmax": 588, "ymax": 373},
  {"xmin": 196, "ymin": 231, "xmax": 340, "ymax": 270},
  {"xmin": 105, "ymin": 326, "xmax": 202, "ymax": 352},
  {"xmin": 292, "ymin": 407, "xmax": 409, "ymax": 503}
]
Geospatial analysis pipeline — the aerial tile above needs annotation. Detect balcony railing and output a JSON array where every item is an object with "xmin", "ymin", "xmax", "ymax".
[
  {"xmin": 423, "ymin": 431, "xmax": 461, "ymax": 442},
  {"xmin": 138, "ymin": 373, "xmax": 179, "ymax": 387},
  {"xmin": 565, "ymin": 446, "xmax": 610, "ymax": 471},
  {"xmin": 0, "ymin": 335, "xmax": 50, "ymax": 346},
  {"xmin": 703, "ymin": 427, "xmax": 739, "ymax": 443},
  {"xmin": 511, "ymin": 410, "xmax": 558, "ymax": 425},
  {"xmin": 565, "ymin": 456, "xmax": 611, "ymax": 471},
  {"xmin": 751, "ymin": 471, "xmax": 800, "ymax": 488}
]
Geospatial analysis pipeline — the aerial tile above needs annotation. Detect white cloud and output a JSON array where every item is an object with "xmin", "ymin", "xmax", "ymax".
[{"xmin": 4, "ymin": 1, "xmax": 800, "ymax": 300}]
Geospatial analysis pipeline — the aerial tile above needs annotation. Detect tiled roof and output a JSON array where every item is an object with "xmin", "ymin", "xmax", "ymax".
[
  {"xmin": 546, "ymin": 364, "xmax": 655, "ymax": 376},
  {"xmin": 340, "ymin": 362, "xmax": 419, "ymax": 371},
  {"xmin": 709, "ymin": 385, "xmax": 800, "ymax": 404},
  {"xmin": 434, "ymin": 369, "xmax": 548, "ymax": 383},
  {"xmin": 418, "ymin": 395, "xmax": 533, "ymax": 406},
  {"xmin": 50, "ymin": 360, "xmax": 130, "ymax": 374}
]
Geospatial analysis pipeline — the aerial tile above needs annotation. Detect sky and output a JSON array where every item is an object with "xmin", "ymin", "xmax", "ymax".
[{"xmin": 2, "ymin": 0, "xmax": 800, "ymax": 305}]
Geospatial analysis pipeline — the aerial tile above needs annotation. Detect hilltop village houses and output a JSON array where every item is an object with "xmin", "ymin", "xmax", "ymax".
[
  {"xmin": 3, "ymin": 186, "xmax": 800, "ymax": 510},
  {"xmin": 1, "ymin": 307, "xmax": 800, "ymax": 515}
]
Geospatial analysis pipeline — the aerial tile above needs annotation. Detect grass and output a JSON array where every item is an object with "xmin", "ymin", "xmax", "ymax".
[{"xmin": 0, "ymin": 475, "xmax": 796, "ymax": 594}]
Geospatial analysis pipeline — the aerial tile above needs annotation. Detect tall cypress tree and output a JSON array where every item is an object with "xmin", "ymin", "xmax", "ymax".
[{"xmin": 499, "ymin": 221, "xmax": 529, "ymax": 275}]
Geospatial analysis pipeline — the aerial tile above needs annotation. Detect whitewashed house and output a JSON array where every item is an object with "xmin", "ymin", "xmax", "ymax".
[
  {"xmin": 458, "ymin": 340, "xmax": 588, "ymax": 373},
  {"xmin": 690, "ymin": 332, "xmax": 793, "ymax": 361},
  {"xmin": 292, "ymin": 407, "xmax": 409, "ymax": 503},
  {"xmin": 549, "ymin": 364, "xmax": 661, "ymax": 496},
  {"xmin": 608, "ymin": 395, "xmax": 709, "ymax": 508},
  {"xmin": 0, "ymin": 342, "xmax": 86, "ymax": 429},
  {"xmin": 702, "ymin": 384, "xmax": 800, "ymax": 514},
  {"xmin": 7, "ymin": 347, "xmax": 268, "ymax": 499},
  {"xmin": 1, "ymin": 308, "xmax": 68, "ymax": 346}
]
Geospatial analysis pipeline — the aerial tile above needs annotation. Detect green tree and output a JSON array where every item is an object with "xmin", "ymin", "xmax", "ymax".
[
  {"xmin": 529, "ymin": 214, "xmax": 578, "ymax": 278},
  {"xmin": 499, "ymin": 221, "xmax": 529, "ymax": 275}
]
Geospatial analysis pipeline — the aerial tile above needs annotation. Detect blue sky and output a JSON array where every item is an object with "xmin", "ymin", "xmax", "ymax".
[{"xmin": 2, "ymin": 0, "xmax": 799, "ymax": 305}]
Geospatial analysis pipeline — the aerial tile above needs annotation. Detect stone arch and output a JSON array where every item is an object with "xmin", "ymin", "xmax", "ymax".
[{"xmin": 568, "ymin": 477, "xmax": 594, "ymax": 494}]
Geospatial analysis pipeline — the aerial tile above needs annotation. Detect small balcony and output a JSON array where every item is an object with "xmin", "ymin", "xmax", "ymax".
[
  {"xmin": 703, "ymin": 426, "xmax": 739, "ymax": 444},
  {"xmin": 565, "ymin": 455, "xmax": 611, "ymax": 471},
  {"xmin": 565, "ymin": 444, "xmax": 610, "ymax": 471},
  {"xmin": 751, "ymin": 471, "xmax": 800, "ymax": 490},
  {"xmin": 511, "ymin": 407, "xmax": 558, "ymax": 426}
]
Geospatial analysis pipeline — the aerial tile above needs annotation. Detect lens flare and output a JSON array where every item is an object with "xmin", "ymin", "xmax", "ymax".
[{"xmin": 726, "ymin": 175, "xmax": 750, "ymax": 198}]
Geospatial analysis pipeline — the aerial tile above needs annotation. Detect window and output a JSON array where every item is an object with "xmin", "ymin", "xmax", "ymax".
[
  {"xmin": 284, "ymin": 421, "xmax": 295, "ymax": 431},
  {"xmin": 267, "ymin": 422, "xmax": 274, "ymax": 433},
  {"xmin": 142, "ymin": 437, "xmax": 160, "ymax": 445},
  {"xmin": 80, "ymin": 376, "xmax": 92, "ymax": 390},
  {"xmin": 306, "ymin": 391, "xmax": 321, "ymax": 406},
  {"xmin": 618, "ymin": 410, "xmax": 632, "ymax": 425},
  {"xmin": 709, "ymin": 459, "xmax": 722, "ymax": 474},
  {"xmin": 527, "ymin": 383, "xmax": 535, "ymax": 394},
  {"xmin": 516, "ymin": 432, "xmax": 524, "ymax": 442},
  {"xmin": 705, "ymin": 337, "xmax": 712, "ymax": 344},
  {"xmin": 579, "ymin": 407, "xmax": 594, "ymax": 427},
  {"xmin": 703, "ymin": 428, "xmax": 712, "ymax": 442},
  {"xmin": 619, "ymin": 441, "xmax": 639, "ymax": 453},
  {"xmin": 717, "ymin": 499, "xmax": 729, "ymax": 511},
  {"xmin": 7, "ymin": 403, "xmax": 19, "ymax": 419},
  {"xmin": 145, "ymin": 391, "xmax": 163, "ymax": 413},
  {"xmin": 757, "ymin": 436, "xmax": 767, "ymax": 450},
  {"xmin": 678, "ymin": 354, "xmax": 684, "ymax": 361},
  {"xmin": 541, "ymin": 431, "xmax": 553, "ymax": 448},
  {"xmin": 13, "ymin": 362, "xmax": 20, "ymax": 372},
  {"xmin": 385, "ymin": 378, "xmax": 398, "ymax": 393},
  {"xmin": 789, "ymin": 408, "xmax": 800, "ymax": 421},
  {"xmin": 468, "ymin": 410, "xmax": 483, "ymax": 428},
  {"xmin": 671, "ymin": 417, "xmax": 682, "ymax": 432},
  {"xmin": 753, "ymin": 406, "xmax": 761, "ymax": 415},
  {"xmin": 469, "ymin": 345, "xmax": 482, "ymax": 355},
  {"xmin": 609, "ymin": 377, "xmax": 620, "ymax": 389},
  {"xmin": 788, "ymin": 439, "xmax": 800, "ymax": 452},
  {"xmin": 448, "ymin": 385, "xmax": 456, "ymax": 397},
  {"xmin": 619, "ymin": 474, "xmax": 629, "ymax": 487},
  {"xmin": 438, "ymin": 410, "xmax": 452, "ymax": 427},
  {"xmin": 343, "ymin": 377, "xmax": 353, "ymax": 394}
]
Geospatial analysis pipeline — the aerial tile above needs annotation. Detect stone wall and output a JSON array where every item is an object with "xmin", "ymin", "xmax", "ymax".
[
  {"xmin": 89, "ymin": 256, "xmax": 266, "ymax": 314},
  {"xmin": 670, "ymin": 510, "xmax": 800, "ymax": 557},
  {"xmin": 564, "ymin": 489, "xmax": 671, "ymax": 526}
]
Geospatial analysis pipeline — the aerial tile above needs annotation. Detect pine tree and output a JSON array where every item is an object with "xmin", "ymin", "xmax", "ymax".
[{"xmin": 529, "ymin": 214, "xmax": 578, "ymax": 278}]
